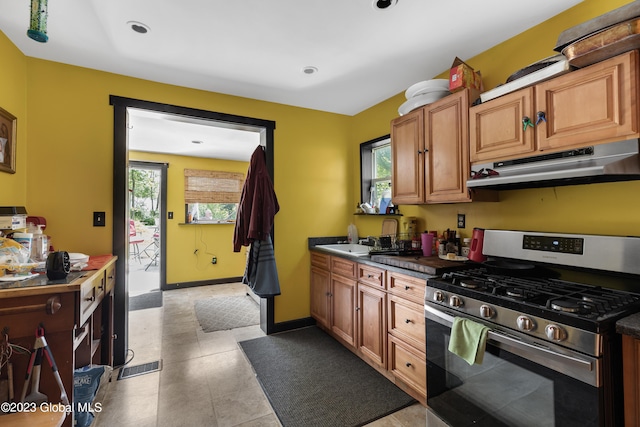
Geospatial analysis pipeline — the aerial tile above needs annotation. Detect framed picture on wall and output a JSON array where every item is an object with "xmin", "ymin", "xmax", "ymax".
[{"xmin": 0, "ymin": 107, "xmax": 16, "ymax": 174}]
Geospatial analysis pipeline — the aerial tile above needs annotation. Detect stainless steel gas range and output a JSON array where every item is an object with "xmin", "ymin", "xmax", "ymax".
[{"xmin": 424, "ymin": 230, "xmax": 640, "ymax": 427}]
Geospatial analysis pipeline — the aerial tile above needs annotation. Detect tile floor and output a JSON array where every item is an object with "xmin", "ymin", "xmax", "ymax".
[{"xmin": 93, "ymin": 277, "xmax": 427, "ymax": 426}]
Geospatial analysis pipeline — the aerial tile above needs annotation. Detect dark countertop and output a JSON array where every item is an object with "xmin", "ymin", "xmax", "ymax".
[
  {"xmin": 617, "ymin": 312, "xmax": 640, "ymax": 339},
  {"xmin": 369, "ymin": 254, "xmax": 472, "ymax": 276},
  {"xmin": 308, "ymin": 236, "xmax": 471, "ymax": 279}
]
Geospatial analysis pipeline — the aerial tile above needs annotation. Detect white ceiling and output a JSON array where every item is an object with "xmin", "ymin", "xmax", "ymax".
[
  {"xmin": 127, "ymin": 108, "xmax": 262, "ymax": 162},
  {"xmin": 0, "ymin": 0, "xmax": 583, "ymax": 160}
]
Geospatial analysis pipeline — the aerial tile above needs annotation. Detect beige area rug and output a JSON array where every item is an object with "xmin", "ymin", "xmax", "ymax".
[{"xmin": 194, "ymin": 294, "xmax": 259, "ymax": 332}]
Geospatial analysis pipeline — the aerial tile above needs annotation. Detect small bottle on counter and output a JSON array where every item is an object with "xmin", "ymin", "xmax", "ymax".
[
  {"xmin": 438, "ymin": 236, "xmax": 447, "ymax": 256},
  {"xmin": 462, "ymin": 237, "xmax": 471, "ymax": 257}
]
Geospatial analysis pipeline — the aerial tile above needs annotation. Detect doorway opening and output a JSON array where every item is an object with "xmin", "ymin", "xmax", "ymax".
[
  {"xmin": 128, "ymin": 161, "xmax": 164, "ymax": 303},
  {"xmin": 110, "ymin": 95, "xmax": 276, "ymax": 366}
]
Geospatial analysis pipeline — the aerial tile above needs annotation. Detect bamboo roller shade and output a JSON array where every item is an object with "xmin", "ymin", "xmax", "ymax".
[{"xmin": 184, "ymin": 168, "xmax": 245, "ymax": 203}]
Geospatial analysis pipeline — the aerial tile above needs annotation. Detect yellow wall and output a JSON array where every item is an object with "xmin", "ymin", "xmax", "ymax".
[
  {"xmin": 128, "ymin": 150, "xmax": 250, "ymax": 284},
  {"xmin": 6, "ymin": 55, "xmax": 351, "ymax": 323},
  {"xmin": 0, "ymin": 30, "xmax": 28, "ymax": 204},
  {"xmin": 350, "ymin": 0, "xmax": 640, "ymax": 241},
  {"xmin": 2, "ymin": 0, "xmax": 639, "ymax": 324}
]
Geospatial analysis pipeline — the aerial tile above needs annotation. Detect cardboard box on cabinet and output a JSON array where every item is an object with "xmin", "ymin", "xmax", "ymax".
[{"xmin": 449, "ymin": 57, "xmax": 483, "ymax": 105}]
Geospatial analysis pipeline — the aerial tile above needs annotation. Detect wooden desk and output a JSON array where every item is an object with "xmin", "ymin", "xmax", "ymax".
[{"xmin": 0, "ymin": 256, "xmax": 116, "ymax": 427}]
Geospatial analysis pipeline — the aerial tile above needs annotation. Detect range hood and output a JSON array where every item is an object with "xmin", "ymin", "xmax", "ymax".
[{"xmin": 466, "ymin": 139, "xmax": 640, "ymax": 190}]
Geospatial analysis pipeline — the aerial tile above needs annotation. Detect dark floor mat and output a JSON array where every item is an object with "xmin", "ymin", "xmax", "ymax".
[
  {"xmin": 129, "ymin": 290, "xmax": 163, "ymax": 311},
  {"xmin": 239, "ymin": 326, "xmax": 416, "ymax": 427}
]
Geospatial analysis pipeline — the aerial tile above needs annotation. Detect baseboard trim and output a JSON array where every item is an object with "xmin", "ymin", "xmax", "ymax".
[
  {"xmin": 270, "ymin": 317, "xmax": 316, "ymax": 334},
  {"xmin": 164, "ymin": 277, "xmax": 244, "ymax": 290}
]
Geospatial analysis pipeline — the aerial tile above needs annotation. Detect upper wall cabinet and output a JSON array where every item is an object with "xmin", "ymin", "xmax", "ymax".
[
  {"xmin": 469, "ymin": 50, "xmax": 639, "ymax": 164},
  {"xmin": 391, "ymin": 90, "xmax": 497, "ymax": 204}
]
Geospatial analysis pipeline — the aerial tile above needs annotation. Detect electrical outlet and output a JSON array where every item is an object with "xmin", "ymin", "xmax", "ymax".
[
  {"xmin": 168, "ymin": 211, "xmax": 173, "ymax": 219},
  {"xmin": 93, "ymin": 211, "xmax": 105, "ymax": 227},
  {"xmin": 211, "ymin": 256, "xmax": 217, "ymax": 264},
  {"xmin": 457, "ymin": 213, "xmax": 466, "ymax": 228}
]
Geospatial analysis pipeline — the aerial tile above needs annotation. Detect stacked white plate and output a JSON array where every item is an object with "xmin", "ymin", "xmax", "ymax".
[
  {"xmin": 398, "ymin": 79, "xmax": 451, "ymax": 116},
  {"xmin": 69, "ymin": 252, "xmax": 90, "ymax": 270}
]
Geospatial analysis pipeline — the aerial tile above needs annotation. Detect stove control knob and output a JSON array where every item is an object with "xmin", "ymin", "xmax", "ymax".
[
  {"xmin": 545, "ymin": 324, "xmax": 567, "ymax": 342},
  {"xmin": 433, "ymin": 291, "xmax": 446, "ymax": 303},
  {"xmin": 449, "ymin": 295, "xmax": 463, "ymax": 308},
  {"xmin": 479, "ymin": 304, "xmax": 494, "ymax": 319},
  {"xmin": 516, "ymin": 315, "xmax": 535, "ymax": 332}
]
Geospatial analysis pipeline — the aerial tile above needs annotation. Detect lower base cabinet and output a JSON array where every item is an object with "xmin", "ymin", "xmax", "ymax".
[
  {"xmin": 310, "ymin": 252, "xmax": 427, "ymax": 405},
  {"xmin": 623, "ymin": 334, "xmax": 640, "ymax": 426},
  {"xmin": 388, "ymin": 334, "xmax": 427, "ymax": 400},
  {"xmin": 356, "ymin": 282, "xmax": 386, "ymax": 369}
]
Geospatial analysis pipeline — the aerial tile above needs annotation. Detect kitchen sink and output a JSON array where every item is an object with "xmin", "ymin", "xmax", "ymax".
[{"xmin": 315, "ymin": 243, "xmax": 371, "ymax": 257}]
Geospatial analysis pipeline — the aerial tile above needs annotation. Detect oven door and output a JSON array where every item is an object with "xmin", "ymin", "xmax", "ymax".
[{"xmin": 425, "ymin": 304, "xmax": 605, "ymax": 427}]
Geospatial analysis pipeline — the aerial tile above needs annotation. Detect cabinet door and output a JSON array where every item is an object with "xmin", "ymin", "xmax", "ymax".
[
  {"xmin": 331, "ymin": 274, "xmax": 356, "ymax": 348},
  {"xmin": 310, "ymin": 266, "xmax": 331, "ymax": 329},
  {"xmin": 391, "ymin": 108, "xmax": 425, "ymax": 204},
  {"xmin": 536, "ymin": 50, "xmax": 639, "ymax": 152},
  {"xmin": 622, "ymin": 335, "xmax": 640, "ymax": 427},
  {"xmin": 425, "ymin": 90, "xmax": 471, "ymax": 203},
  {"xmin": 356, "ymin": 283, "xmax": 386, "ymax": 369},
  {"xmin": 469, "ymin": 87, "xmax": 536, "ymax": 163}
]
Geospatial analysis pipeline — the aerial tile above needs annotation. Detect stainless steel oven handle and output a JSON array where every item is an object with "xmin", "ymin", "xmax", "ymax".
[{"xmin": 424, "ymin": 304, "xmax": 598, "ymax": 386}]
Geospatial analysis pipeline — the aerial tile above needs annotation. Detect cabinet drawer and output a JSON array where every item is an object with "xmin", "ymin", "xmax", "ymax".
[
  {"xmin": 358, "ymin": 264, "xmax": 386, "ymax": 289},
  {"xmin": 388, "ymin": 295, "xmax": 425, "ymax": 348},
  {"xmin": 79, "ymin": 272, "xmax": 105, "ymax": 325},
  {"xmin": 388, "ymin": 272, "xmax": 425, "ymax": 304},
  {"xmin": 331, "ymin": 256, "xmax": 357, "ymax": 279},
  {"xmin": 311, "ymin": 251, "xmax": 331, "ymax": 270},
  {"xmin": 105, "ymin": 262, "xmax": 116, "ymax": 293},
  {"xmin": 388, "ymin": 334, "xmax": 426, "ymax": 398}
]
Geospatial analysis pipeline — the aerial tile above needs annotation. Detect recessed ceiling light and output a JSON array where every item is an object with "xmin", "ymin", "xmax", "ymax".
[
  {"xmin": 372, "ymin": 0, "xmax": 398, "ymax": 10},
  {"xmin": 127, "ymin": 21, "xmax": 150, "ymax": 34},
  {"xmin": 191, "ymin": 140, "xmax": 203, "ymax": 144},
  {"xmin": 302, "ymin": 66, "xmax": 318, "ymax": 75}
]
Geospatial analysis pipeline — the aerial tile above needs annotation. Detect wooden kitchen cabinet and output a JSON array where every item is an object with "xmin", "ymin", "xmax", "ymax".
[
  {"xmin": 0, "ymin": 256, "xmax": 116, "ymax": 427},
  {"xmin": 356, "ymin": 264, "xmax": 386, "ymax": 369},
  {"xmin": 310, "ymin": 251, "xmax": 428, "ymax": 405},
  {"xmin": 622, "ymin": 334, "xmax": 640, "ymax": 426},
  {"xmin": 391, "ymin": 108, "xmax": 424, "ymax": 204},
  {"xmin": 470, "ymin": 50, "xmax": 639, "ymax": 164},
  {"xmin": 330, "ymin": 272, "xmax": 357, "ymax": 348},
  {"xmin": 392, "ymin": 89, "xmax": 496, "ymax": 204},
  {"xmin": 387, "ymin": 270, "xmax": 426, "ymax": 404},
  {"xmin": 309, "ymin": 252, "xmax": 357, "ymax": 349},
  {"xmin": 310, "ymin": 252, "xmax": 331, "ymax": 329}
]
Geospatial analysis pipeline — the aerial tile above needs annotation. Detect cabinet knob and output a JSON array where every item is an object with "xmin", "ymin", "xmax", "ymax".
[
  {"xmin": 356, "ymin": 307, "xmax": 360, "ymax": 311},
  {"xmin": 404, "ymin": 285, "xmax": 410, "ymax": 290},
  {"xmin": 85, "ymin": 296, "xmax": 95, "ymax": 302},
  {"xmin": 367, "ymin": 274, "xmax": 374, "ymax": 278},
  {"xmin": 405, "ymin": 362, "xmax": 412, "ymax": 368},
  {"xmin": 522, "ymin": 116, "xmax": 534, "ymax": 131},
  {"xmin": 405, "ymin": 319, "xmax": 412, "ymax": 324},
  {"xmin": 536, "ymin": 111, "xmax": 547, "ymax": 125}
]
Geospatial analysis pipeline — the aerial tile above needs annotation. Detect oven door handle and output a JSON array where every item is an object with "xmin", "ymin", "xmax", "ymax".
[{"xmin": 424, "ymin": 304, "xmax": 599, "ymax": 386}]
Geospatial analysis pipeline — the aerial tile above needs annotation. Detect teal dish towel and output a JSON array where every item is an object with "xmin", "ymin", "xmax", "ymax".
[{"xmin": 448, "ymin": 317, "xmax": 490, "ymax": 365}]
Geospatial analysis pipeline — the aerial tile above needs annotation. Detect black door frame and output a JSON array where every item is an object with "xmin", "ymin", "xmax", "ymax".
[{"xmin": 110, "ymin": 95, "xmax": 276, "ymax": 366}]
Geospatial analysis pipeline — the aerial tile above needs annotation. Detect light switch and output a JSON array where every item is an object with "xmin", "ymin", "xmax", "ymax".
[{"xmin": 93, "ymin": 211, "xmax": 106, "ymax": 227}]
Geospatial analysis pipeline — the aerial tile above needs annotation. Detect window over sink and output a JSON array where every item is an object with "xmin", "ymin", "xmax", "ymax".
[{"xmin": 360, "ymin": 135, "xmax": 391, "ymax": 212}]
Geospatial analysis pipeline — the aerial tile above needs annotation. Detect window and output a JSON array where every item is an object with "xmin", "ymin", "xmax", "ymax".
[
  {"xmin": 184, "ymin": 169, "xmax": 244, "ymax": 223},
  {"xmin": 360, "ymin": 135, "xmax": 391, "ymax": 212}
]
